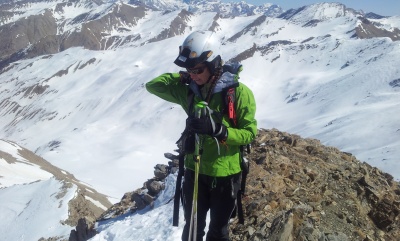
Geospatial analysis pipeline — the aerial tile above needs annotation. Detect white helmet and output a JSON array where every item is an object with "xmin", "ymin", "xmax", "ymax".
[{"xmin": 174, "ymin": 31, "xmax": 222, "ymax": 71}]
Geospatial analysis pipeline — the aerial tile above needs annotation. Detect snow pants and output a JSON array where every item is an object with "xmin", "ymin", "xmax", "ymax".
[{"xmin": 181, "ymin": 169, "xmax": 241, "ymax": 241}]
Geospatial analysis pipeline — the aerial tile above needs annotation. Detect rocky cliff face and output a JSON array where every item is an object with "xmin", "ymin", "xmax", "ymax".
[
  {"xmin": 93, "ymin": 129, "xmax": 400, "ymax": 241},
  {"xmin": 2, "ymin": 0, "xmax": 398, "ymax": 71},
  {"xmin": 229, "ymin": 129, "xmax": 400, "ymax": 241},
  {"xmin": 0, "ymin": 2, "xmax": 148, "ymax": 69},
  {"xmin": 0, "ymin": 0, "xmax": 283, "ymax": 70}
]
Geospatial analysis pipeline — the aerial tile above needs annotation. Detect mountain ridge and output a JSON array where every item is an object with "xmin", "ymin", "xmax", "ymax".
[
  {"xmin": 1, "ymin": 0, "xmax": 397, "ymax": 69},
  {"xmin": 87, "ymin": 128, "xmax": 400, "ymax": 240},
  {"xmin": 0, "ymin": 0, "xmax": 400, "ymax": 239},
  {"xmin": 0, "ymin": 139, "xmax": 112, "ymax": 240}
]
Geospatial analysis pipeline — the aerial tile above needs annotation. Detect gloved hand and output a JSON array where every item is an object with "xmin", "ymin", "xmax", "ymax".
[
  {"xmin": 179, "ymin": 71, "xmax": 191, "ymax": 85},
  {"xmin": 187, "ymin": 116, "xmax": 227, "ymax": 141}
]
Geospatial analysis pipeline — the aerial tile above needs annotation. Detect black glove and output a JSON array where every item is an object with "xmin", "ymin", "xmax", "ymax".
[
  {"xmin": 179, "ymin": 71, "xmax": 191, "ymax": 85},
  {"xmin": 187, "ymin": 116, "xmax": 227, "ymax": 141}
]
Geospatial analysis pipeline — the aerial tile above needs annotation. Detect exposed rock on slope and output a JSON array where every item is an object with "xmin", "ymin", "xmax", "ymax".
[
  {"xmin": 17, "ymin": 146, "xmax": 112, "ymax": 226},
  {"xmin": 0, "ymin": 9, "xmax": 57, "ymax": 59},
  {"xmin": 0, "ymin": 139, "xmax": 112, "ymax": 240},
  {"xmin": 97, "ymin": 163, "xmax": 170, "ymax": 220},
  {"xmin": 148, "ymin": 9, "xmax": 192, "ymax": 43},
  {"xmin": 229, "ymin": 129, "xmax": 400, "ymax": 241},
  {"xmin": 0, "ymin": 2, "xmax": 148, "ymax": 69},
  {"xmin": 354, "ymin": 17, "xmax": 400, "ymax": 41},
  {"xmin": 95, "ymin": 129, "xmax": 400, "ymax": 240}
]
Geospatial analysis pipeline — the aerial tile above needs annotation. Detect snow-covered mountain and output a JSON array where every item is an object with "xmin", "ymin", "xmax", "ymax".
[
  {"xmin": 0, "ymin": 139, "xmax": 111, "ymax": 240},
  {"xmin": 1, "ymin": 0, "xmax": 400, "ymax": 239},
  {"xmin": 131, "ymin": 0, "xmax": 283, "ymax": 16}
]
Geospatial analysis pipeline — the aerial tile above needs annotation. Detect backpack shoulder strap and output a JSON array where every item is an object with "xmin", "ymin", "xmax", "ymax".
[
  {"xmin": 222, "ymin": 81, "xmax": 252, "ymax": 225},
  {"xmin": 187, "ymin": 88, "xmax": 195, "ymax": 116},
  {"xmin": 221, "ymin": 82, "xmax": 239, "ymax": 126}
]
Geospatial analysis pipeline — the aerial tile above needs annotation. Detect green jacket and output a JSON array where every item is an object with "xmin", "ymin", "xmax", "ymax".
[{"xmin": 146, "ymin": 63, "xmax": 257, "ymax": 177}]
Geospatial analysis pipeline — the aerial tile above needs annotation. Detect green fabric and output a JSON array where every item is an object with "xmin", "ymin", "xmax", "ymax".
[{"xmin": 146, "ymin": 69, "xmax": 257, "ymax": 177}]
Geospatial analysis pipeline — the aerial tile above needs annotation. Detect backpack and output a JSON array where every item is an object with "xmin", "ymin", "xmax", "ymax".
[{"xmin": 223, "ymin": 84, "xmax": 250, "ymax": 225}]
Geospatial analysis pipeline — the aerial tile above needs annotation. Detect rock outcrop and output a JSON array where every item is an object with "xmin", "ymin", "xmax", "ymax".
[
  {"xmin": 98, "ymin": 161, "xmax": 173, "ymax": 220},
  {"xmin": 354, "ymin": 17, "xmax": 400, "ymax": 41},
  {"xmin": 230, "ymin": 129, "xmax": 400, "ymax": 240},
  {"xmin": 95, "ymin": 128, "xmax": 400, "ymax": 240},
  {"xmin": 15, "ymin": 146, "xmax": 113, "ymax": 228}
]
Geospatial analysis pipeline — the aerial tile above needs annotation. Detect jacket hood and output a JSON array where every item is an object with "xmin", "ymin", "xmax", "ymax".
[{"xmin": 189, "ymin": 62, "xmax": 242, "ymax": 98}]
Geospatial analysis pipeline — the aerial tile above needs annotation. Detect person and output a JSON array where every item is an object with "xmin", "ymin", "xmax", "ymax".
[{"xmin": 145, "ymin": 30, "xmax": 257, "ymax": 241}]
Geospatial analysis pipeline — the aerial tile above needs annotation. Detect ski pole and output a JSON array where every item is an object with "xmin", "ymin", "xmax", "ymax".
[{"xmin": 188, "ymin": 101, "xmax": 207, "ymax": 241}]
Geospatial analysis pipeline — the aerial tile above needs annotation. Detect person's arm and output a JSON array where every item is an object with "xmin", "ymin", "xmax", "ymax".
[{"xmin": 145, "ymin": 73, "xmax": 189, "ymax": 108}]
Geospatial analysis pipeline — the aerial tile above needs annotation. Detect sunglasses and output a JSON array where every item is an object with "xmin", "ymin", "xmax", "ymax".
[{"xmin": 186, "ymin": 66, "xmax": 206, "ymax": 75}]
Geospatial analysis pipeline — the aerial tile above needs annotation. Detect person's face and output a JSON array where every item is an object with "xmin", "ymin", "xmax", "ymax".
[{"xmin": 187, "ymin": 64, "xmax": 211, "ymax": 86}]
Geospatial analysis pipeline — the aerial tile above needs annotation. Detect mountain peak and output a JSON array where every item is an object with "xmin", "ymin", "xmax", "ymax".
[
  {"xmin": 130, "ymin": 0, "xmax": 283, "ymax": 17},
  {"xmin": 278, "ymin": 2, "xmax": 355, "ymax": 23},
  {"xmin": 89, "ymin": 129, "xmax": 400, "ymax": 240}
]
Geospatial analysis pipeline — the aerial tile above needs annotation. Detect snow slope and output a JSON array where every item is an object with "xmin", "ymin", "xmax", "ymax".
[
  {"xmin": 0, "ymin": 1, "xmax": 399, "ymax": 204},
  {"xmin": 0, "ymin": 140, "xmax": 77, "ymax": 240}
]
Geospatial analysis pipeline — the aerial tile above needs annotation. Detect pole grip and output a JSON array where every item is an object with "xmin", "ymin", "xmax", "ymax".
[
  {"xmin": 193, "ymin": 101, "xmax": 207, "ymax": 161},
  {"xmin": 194, "ymin": 101, "xmax": 207, "ymax": 118}
]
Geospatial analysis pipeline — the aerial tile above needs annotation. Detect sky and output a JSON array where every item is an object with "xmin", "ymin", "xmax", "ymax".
[{"xmin": 224, "ymin": 0, "xmax": 400, "ymax": 16}]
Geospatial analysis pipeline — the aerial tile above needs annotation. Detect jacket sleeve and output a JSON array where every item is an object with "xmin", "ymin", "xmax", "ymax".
[
  {"xmin": 224, "ymin": 83, "xmax": 257, "ymax": 146},
  {"xmin": 145, "ymin": 73, "xmax": 189, "ymax": 112}
]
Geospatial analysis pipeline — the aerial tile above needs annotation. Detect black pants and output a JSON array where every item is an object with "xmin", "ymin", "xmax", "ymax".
[{"xmin": 181, "ymin": 169, "xmax": 241, "ymax": 241}]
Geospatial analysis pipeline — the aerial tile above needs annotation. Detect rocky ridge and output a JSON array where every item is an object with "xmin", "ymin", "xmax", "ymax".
[
  {"xmin": 230, "ymin": 129, "xmax": 400, "ymax": 241},
  {"xmin": 0, "ymin": 0, "xmax": 282, "ymax": 70},
  {"xmin": 0, "ymin": 139, "xmax": 112, "ymax": 241},
  {"xmin": 0, "ymin": 140, "xmax": 112, "ymax": 225},
  {"xmin": 89, "ymin": 129, "xmax": 400, "ymax": 241}
]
